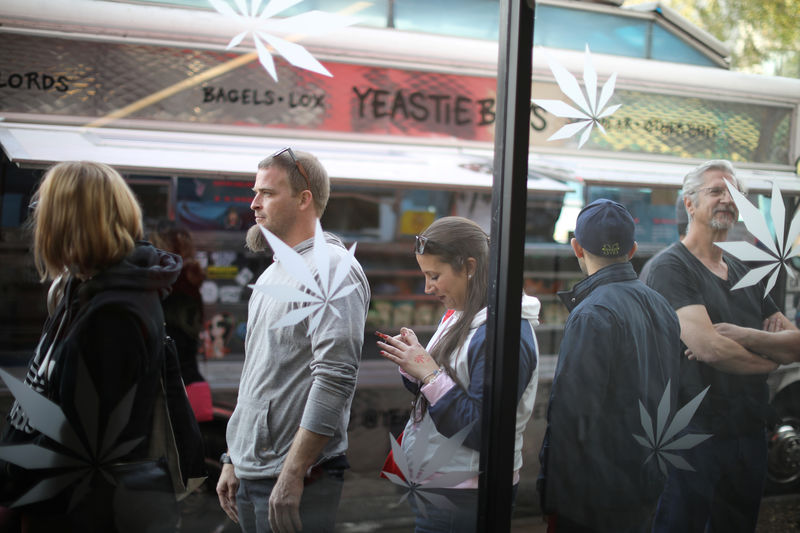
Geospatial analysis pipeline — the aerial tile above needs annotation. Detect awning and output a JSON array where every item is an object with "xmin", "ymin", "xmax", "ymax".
[
  {"xmin": 0, "ymin": 122, "xmax": 572, "ymax": 194},
  {"xmin": 530, "ymin": 152, "xmax": 800, "ymax": 195},
  {"xmin": 3, "ymin": 122, "xmax": 797, "ymax": 195}
]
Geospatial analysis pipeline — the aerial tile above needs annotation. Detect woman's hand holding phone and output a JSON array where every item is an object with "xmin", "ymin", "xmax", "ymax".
[{"xmin": 375, "ymin": 328, "xmax": 439, "ymax": 382}]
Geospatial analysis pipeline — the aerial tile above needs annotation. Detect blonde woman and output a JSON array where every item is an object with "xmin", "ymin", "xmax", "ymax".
[{"xmin": 0, "ymin": 161, "xmax": 196, "ymax": 532}]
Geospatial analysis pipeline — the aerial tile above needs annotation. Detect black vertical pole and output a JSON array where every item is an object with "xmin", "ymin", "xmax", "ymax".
[{"xmin": 478, "ymin": 0, "xmax": 534, "ymax": 531}]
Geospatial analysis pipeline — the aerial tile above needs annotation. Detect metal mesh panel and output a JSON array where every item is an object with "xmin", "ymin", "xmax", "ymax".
[
  {"xmin": 0, "ymin": 33, "xmax": 792, "ymax": 164},
  {"xmin": 591, "ymin": 90, "xmax": 792, "ymax": 164}
]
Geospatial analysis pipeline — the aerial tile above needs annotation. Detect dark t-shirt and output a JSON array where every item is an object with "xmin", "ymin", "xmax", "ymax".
[{"xmin": 646, "ymin": 242, "xmax": 778, "ymax": 436}]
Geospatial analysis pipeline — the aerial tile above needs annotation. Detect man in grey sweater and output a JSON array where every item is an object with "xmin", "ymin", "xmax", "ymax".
[{"xmin": 216, "ymin": 148, "xmax": 370, "ymax": 533}]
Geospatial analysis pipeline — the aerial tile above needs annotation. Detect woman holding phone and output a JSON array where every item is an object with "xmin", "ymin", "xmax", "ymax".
[{"xmin": 376, "ymin": 216, "xmax": 540, "ymax": 532}]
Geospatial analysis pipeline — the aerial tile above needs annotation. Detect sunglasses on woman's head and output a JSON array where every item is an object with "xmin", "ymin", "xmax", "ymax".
[{"xmin": 414, "ymin": 235, "xmax": 430, "ymax": 254}]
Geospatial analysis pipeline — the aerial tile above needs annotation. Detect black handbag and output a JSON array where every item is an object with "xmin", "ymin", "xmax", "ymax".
[{"xmin": 149, "ymin": 335, "xmax": 207, "ymax": 500}]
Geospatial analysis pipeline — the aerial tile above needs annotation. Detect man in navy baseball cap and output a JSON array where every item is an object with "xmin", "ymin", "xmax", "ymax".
[
  {"xmin": 539, "ymin": 197, "xmax": 681, "ymax": 531},
  {"xmin": 574, "ymin": 198, "xmax": 635, "ymax": 259}
]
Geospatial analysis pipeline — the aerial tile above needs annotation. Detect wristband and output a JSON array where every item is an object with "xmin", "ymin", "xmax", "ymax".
[{"xmin": 422, "ymin": 366, "xmax": 446, "ymax": 385}]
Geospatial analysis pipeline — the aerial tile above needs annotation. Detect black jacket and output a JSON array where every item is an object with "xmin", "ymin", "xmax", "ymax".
[
  {"xmin": 1, "ymin": 242, "xmax": 183, "ymax": 523},
  {"xmin": 539, "ymin": 262, "xmax": 681, "ymax": 531}
]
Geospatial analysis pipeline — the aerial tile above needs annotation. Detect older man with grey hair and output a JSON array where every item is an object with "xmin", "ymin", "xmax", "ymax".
[{"xmin": 645, "ymin": 159, "xmax": 796, "ymax": 532}]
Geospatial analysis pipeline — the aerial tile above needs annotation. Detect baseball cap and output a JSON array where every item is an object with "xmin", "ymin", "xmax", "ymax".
[{"xmin": 574, "ymin": 199, "xmax": 635, "ymax": 258}]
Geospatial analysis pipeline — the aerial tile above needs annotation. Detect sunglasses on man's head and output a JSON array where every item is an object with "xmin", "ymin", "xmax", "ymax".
[{"xmin": 271, "ymin": 147, "xmax": 311, "ymax": 192}]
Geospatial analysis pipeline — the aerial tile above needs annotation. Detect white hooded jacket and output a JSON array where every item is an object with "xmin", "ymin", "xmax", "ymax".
[{"xmin": 398, "ymin": 294, "xmax": 540, "ymax": 487}]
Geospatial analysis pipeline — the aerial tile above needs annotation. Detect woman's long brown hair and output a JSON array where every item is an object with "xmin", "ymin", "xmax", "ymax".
[{"xmin": 414, "ymin": 216, "xmax": 489, "ymax": 420}]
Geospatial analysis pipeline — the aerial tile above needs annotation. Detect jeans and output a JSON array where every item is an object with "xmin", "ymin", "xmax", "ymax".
[
  {"xmin": 652, "ymin": 430, "xmax": 767, "ymax": 533},
  {"xmin": 236, "ymin": 467, "xmax": 344, "ymax": 533}
]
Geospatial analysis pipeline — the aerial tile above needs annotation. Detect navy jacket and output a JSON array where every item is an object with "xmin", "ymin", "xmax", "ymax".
[{"xmin": 539, "ymin": 262, "xmax": 681, "ymax": 530}]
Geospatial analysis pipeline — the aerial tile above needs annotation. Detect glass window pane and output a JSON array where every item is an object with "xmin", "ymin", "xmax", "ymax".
[
  {"xmin": 651, "ymin": 24, "xmax": 719, "ymax": 67},
  {"xmin": 393, "ymin": 0, "xmax": 499, "ymax": 40},
  {"xmin": 8, "ymin": 2, "xmax": 798, "ymax": 531},
  {"xmin": 534, "ymin": 4, "xmax": 648, "ymax": 58}
]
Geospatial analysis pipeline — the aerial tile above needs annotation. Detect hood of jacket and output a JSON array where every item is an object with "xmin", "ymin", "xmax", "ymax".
[
  {"xmin": 469, "ymin": 293, "xmax": 541, "ymax": 329},
  {"xmin": 78, "ymin": 241, "xmax": 182, "ymax": 303},
  {"xmin": 521, "ymin": 293, "xmax": 541, "ymax": 327}
]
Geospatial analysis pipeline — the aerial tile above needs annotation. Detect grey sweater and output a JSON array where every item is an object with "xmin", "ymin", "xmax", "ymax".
[{"xmin": 226, "ymin": 232, "xmax": 370, "ymax": 478}]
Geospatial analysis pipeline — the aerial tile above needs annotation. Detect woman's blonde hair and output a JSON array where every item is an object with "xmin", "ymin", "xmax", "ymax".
[{"xmin": 33, "ymin": 161, "xmax": 143, "ymax": 281}]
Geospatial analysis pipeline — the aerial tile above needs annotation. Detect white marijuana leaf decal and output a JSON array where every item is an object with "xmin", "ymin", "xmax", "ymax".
[
  {"xmin": 632, "ymin": 381, "xmax": 712, "ymax": 475},
  {"xmin": 381, "ymin": 417, "xmax": 478, "ymax": 518},
  {"xmin": 713, "ymin": 181, "xmax": 800, "ymax": 298},
  {"xmin": 248, "ymin": 220, "xmax": 359, "ymax": 335},
  {"xmin": 532, "ymin": 45, "xmax": 622, "ymax": 149},
  {"xmin": 208, "ymin": 0, "xmax": 357, "ymax": 81}
]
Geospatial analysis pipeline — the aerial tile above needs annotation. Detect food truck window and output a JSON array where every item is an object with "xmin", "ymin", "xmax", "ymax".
[
  {"xmin": 587, "ymin": 185, "xmax": 682, "ymax": 247},
  {"xmin": 126, "ymin": 176, "xmax": 172, "ymax": 230},
  {"xmin": 321, "ymin": 187, "xmax": 397, "ymax": 242},
  {"xmin": 176, "ymin": 177, "xmax": 255, "ymax": 231},
  {"xmin": 398, "ymin": 189, "xmax": 452, "ymax": 236},
  {"xmin": 0, "ymin": 156, "xmax": 40, "ymax": 231},
  {"xmin": 526, "ymin": 192, "xmax": 567, "ymax": 243},
  {"xmin": 0, "ymin": 157, "xmax": 46, "ymax": 361}
]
